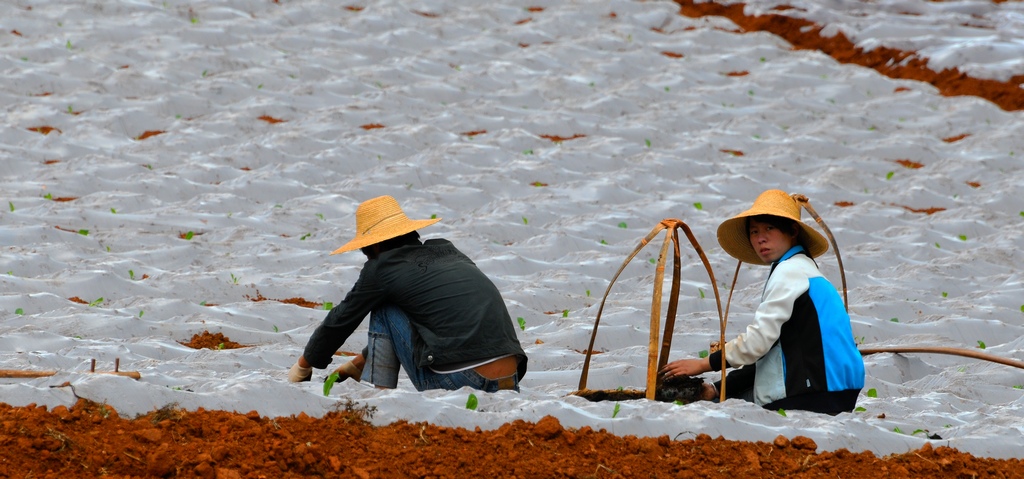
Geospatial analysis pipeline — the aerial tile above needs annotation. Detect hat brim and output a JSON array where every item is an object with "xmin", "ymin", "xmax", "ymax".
[
  {"xmin": 330, "ymin": 217, "xmax": 440, "ymax": 255},
  {"xmin": 717, "ymin": 212, "xmax": 828, "ymax": 265}
]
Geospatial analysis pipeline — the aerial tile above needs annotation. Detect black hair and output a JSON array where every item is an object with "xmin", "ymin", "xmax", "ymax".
[
  {"xmin": 361, "ymin": 231, "xmax": 421, "ymax": 258},
  {"xmin": 747, "ymin": 214, "xmax": 799, "ymax": 238}
]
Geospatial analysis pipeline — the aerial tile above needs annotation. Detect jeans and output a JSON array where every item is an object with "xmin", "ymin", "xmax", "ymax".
[{"xmin": 362, "ymin": 305, "xmax": 519, "ymax": 392}]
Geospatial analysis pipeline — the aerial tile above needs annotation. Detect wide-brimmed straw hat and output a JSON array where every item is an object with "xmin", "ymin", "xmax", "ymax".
[
  {"xmin": 716, "ymin": 189, "xmax": 828, "ymax": 265},
  {"xmin": 330, "ymin": 195, "xmax": 440, "ymax": 255}
]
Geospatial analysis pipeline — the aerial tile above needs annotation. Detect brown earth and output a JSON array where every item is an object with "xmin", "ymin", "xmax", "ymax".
[{"xmin": 4, "ymin": 3, "xmax": 1023, "ymax": 478}]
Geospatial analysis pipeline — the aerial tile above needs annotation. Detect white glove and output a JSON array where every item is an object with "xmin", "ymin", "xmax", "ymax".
[{"xmin": 288, "ymin": 362, "xmax": 313, "ymax": 382}]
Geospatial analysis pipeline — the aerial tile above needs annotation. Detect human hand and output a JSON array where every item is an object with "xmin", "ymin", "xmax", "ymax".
[
  {"xmin": 288, "ymin": 362, "xmax": 313, "ymax": 382},
  {"xmin": 659, "ymin": 358, "xmax": 711, "ymax": 380}
]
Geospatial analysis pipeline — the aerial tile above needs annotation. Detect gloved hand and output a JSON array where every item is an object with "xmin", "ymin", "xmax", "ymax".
[{"xmin": 288, "ymin": 362, "xmax": 313, "ymax": 382}]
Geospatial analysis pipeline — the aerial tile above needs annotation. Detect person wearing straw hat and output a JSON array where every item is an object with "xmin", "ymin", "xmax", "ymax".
[
  {"xmin": 287, "ymin": 195, "xmax": 527, "ymax": 392},
  {"xmin": 660, "ymin": 189, "xmax": 864, "ymax": 414}
]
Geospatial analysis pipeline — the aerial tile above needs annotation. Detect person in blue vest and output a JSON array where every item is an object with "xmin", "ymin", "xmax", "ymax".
[
  {"xmin": 660, "ymin": 189, "xmax": 864, "ymax": 414},
  {"xmin": 287, "ymin": 195, "xmax": 527, "ymax": 392}
]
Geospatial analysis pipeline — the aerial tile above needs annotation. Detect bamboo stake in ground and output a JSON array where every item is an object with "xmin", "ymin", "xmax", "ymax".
[{"xmin": 0, "ymin": 369, "xmax": 142, "ymax": 380}]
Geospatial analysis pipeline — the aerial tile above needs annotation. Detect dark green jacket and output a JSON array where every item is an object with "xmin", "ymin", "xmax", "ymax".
[{"xmin": 302, "ymin": 239, "xmax": 527, "ymax": 379}]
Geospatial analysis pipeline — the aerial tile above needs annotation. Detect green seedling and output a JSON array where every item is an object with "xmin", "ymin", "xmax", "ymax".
[
  {"xmin": 854, "ymin": 406, "xmax": 866, "ymax": 412},
  {"xmin": 941, "ymin": 292, "xmax": 947, "ymax": 298},
  {"xmin": 648, "ymin": 258, "xmax": 655, "ymax": 264},
  {"xmin": 747, "ymin": 90, "xmax": 754, "ymax": 96},
  {"xmin": 44, "ymin": 193, "xmax": 53, "ymax": 200},
  {"xmin": 324, "ymin": 302, "xmax": 333, "ymax": 310},
  {"xmin": 599, "ymin": 239, "xmax": 607, "ymax": 245},
  {"xmin": 431, "ymin": 214, "xmax": 437, "ymax": 219},
  {"xmin": 935, "ymin": 242, "xmax": 941, "ymax": 248},
  {"xmin": 958, "ymin": 235, "xmax": 967, "ymax": 241},
  {"xmin": 201, "ymin": 69, "xmax": 208, "ymax": 77},
  {"xmin": 517, "ymin": 317, "xmax": 526, "ymax": 331},
  {"xmin": 217, "ymin": 343, "xmax": 225, "ymax": 350},
  {"xmin": 129, "ymin": 270, "xmax": 135, "ymax": 280},
  {"xmin": 522, "ymin": 149, "xmax": 533, "ymax": 155},
  {"xmin": 230, "ymin": 273, "xmax": 239, "ymax": 284},
  {"xmin": 272, "ymin": 325, "xmax": 279, "ymax": 332},
  {"xmin": 868, "ymin": 126, "xmax": 877, "ymax": 131},
  {"xmin": 184, "ymin": 231, "xmax": 194, "ymax": 240},
  {"xmin": 890, "ymin": 318, "xmax": 899, "ymax": 323},
  {"xmin": 893, "ymin": 427, "xmax": 903, "ymax": 434},
  {"xmin": 586, "ymin": 289, "xmax": 591, "ymax": 297},
  {"xmin": 1013, "ymin": 385, "xmax": 1022, "ymax": 390},
  {"xmin": 315, "ymin": 213, "xmax": 324, "ymax": 221},
  {"xmin": 616, "ymin": 386, "xmax": 624, "ymax": 391},
  {"xmin": 323, "ymin": 372, "xmax": 339, "ymax": 396},
  {"xmin": 698, "ymin": 288, "xmax": 705, "ymax": 299},
  {"xmin": 977, "ymin": 340, "xmax": 986, "ymax": 349},
  {"xmin": 138, "ymin": 311, "xmax": 144, "ymax": 318},
  {"xmin": 866, "ymin": 388, "xmax": 877, "ymax": 398},
  {"xmin": 110, "ymin": 208, "xmax": 117, "ymax": 214},
  {"xmin": 300, "ymin": 233, "xmax": 311, "ymax": 240},
  {"xmin": 1020, "ymin": 305, "xmax": 1024, "ymax": 312},
  {"xmin": 561, "ymin": 309, "xmax": 568, "ymax": 318},
  {"xmin": 66, "ymin": 40, "xmax": 73, "ymax": 50},
  {"xmin": 200, "ymin": 301, "xmax": 206, "ymax": 306},
  {"xmin": 698, "ymin": 350, "xmax": 709, "ymax": 359},
  {"xmin": 1020, "ymin": 211, "xmax": 1024, "ymax": 218},
  {"xmin": 612, "ymin": 402, "xmax": 620, "ymax": 418},
  {"xmin": 777, "ymin": 409, "xmax": 787, "ymax": 417},
  {"xmin": 9, "ymin": 202, "xmax": 14, "ymax": 212},
  {"xmin": 522, "ymin": 217, "xmax": 528, "ymax": 225},
  {"xmin": 912, "ymin": 429, "xmax": 927, "ymax": 436},
  {"xmin": 664, "ymin": 87, "xmax": 669, "ymax": 92},
  {"xmin": 886, "ymin": 171, "xmax": 894, "ymax": 180},
  {"xmin": 15, "ymin": 308, "xmax": 24, "ymax": 315},
  {"xmin": 257, "ymin": 84, "xmax": 263, "ymax": 89},
  {"xmin": 617, "ymin": 222, "xmax": 627, "ymax": 229},
  {"xmin": 466, "ymin": 393, "xmax": 478, "ymax": 410},
  {"xmin": 693, "ymin": 202, "xmax": 702, "ymax": 210},
  {"xmin": 644, "ymin": 139, "xmax": 651, "ymax": 148},
  {"xmin": 88, "ymin": 297, "xmax": 103, "ymax": 307}
]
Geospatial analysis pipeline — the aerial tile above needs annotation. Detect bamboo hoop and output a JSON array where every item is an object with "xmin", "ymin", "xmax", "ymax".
[{"xmin": 578, "ymin": 219, "xmax": 723, "ymax": 399}]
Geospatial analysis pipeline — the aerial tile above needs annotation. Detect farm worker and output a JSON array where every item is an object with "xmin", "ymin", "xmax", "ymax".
[
  {"xmin": 288, "ymin": 195, "xmax": 527, "ymax": 392},
  {"xmin": 660, "ymin": 189, "xmax": 864, "ymax": 414}
]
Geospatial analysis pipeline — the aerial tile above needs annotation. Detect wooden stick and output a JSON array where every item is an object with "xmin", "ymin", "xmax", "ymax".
[
  {"xmin": 859, "ymin": 347, "xmax": 1024, "ymax": 370},
  {"xmin": 0, "ymin": 370, "xmax": 142, "ymax": 380}
]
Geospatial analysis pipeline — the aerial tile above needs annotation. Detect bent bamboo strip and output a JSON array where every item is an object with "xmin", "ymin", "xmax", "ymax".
[
  {"xmin": 0, "ymin": 370, "xmax": 142, "ymax": 380},
  {"xmin": 859, "ymin": 347, "xmax": 1024, "ymax": 370},
  {"xmin": 792, "ymin": 194, "xmax": 848, "ymax": 312}
]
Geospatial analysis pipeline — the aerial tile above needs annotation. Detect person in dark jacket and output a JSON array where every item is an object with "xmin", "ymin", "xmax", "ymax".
[
  {"xmin": 288, "ymin": 195, "xmax": 527, "ymax": 392},
  {"xmin": 660, "ymin": 189, "xmax": 864, "ymax": 414}
]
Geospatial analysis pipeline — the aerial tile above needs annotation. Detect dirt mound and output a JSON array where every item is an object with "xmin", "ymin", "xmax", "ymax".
[
  {"xmin": 179, "ymin": 331, "xmax": 249, "ymax": 350},
  {"xmin": 0, "ymin": 399, "xmax": 1019, "ymax": 478}
]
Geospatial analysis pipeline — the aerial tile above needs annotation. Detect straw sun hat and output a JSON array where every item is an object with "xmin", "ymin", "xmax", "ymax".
[
  {"xmin": 330, "ymin": 195, "xmax": 441, "ymax": 255},
  {"xmin": 716, "ymin": 189, "xmax": 828, "ymax": 265}
]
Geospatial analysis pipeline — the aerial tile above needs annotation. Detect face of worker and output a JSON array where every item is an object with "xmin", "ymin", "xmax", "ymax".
[{"xmin": 748, "ymin": 218, "xmax": 798, "ymax": 263}]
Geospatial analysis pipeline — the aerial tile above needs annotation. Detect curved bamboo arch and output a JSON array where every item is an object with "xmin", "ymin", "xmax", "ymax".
[{"xmin": 577, "ymin": 219, "xmax": 724, "ymax": 400}]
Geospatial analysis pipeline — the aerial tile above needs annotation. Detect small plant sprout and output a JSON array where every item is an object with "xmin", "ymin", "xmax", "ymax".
[
  {"xmin": 324, "ymin": 302, "xmax": 333, "ymax": 310},
  {"xmin": 316, "ymin": 213, "xmax": 324, "ymax": 221},
  {"xmin": 431, "ymin": 214, "xmax": 437, "ymax": 219},
  {"xmin": 110, "ymin": 208, "xmax": 117, "ymax": 214},
  {"xmin": 561, "ymin": 309, "xmax": 568, "ymax": 318},
  {"xmin": 648, "ymin": 258, "xmax": 656, "ymax": 264},
  {"xmin": 88, "ymin": 297, "xmax": 104, "ymax": 307},
  {"xmin": 854, "ymin": 406, "xmax": 867, "ymax": 412},
  {"xmin": 1013, "ymin": 385, "xmax": 1023, "ymax": 390},
  {"xmin": 935, "ymin": 242, "xmax": 941, "ymax": 248},
  {"xmin": 272, "ymin": 325, "xmax": 279, "ymax": 332},
  {"xmin": 617, "ymin": 222, "xmax": 627, "ymax": 229},
  {"xmin": 522, "ymin": 149, "xmax": 533, "ymax": 155},
  {"xmin": 230, "ymin": 273, "xmax": 239, "ymax": 285},
  {"xmin": 698, "ymin": 288, "xmax": 705, "ymax": 299},
  {"xmin": 866, "ymin": 388, "xmax": 878, "ymax": 398},
  {"xmin": 300, "ymin": 233, "xmax": 311, "ymax": 240},
  {"xmin": 129, "ymin": 270, "xmax": 135, "ymax": 280},
  {"xmin": 184, "ymin": 231, "xmax": 194, "ymax": 240},
  {"xmin": 693, "ymin": 202, "xmax": 702, "ymax": 210},
  {"xmin": 217, "ymin": 342, "xmax": 225, "ymax": 350},
  {"xmin": 958, "ymin": 235, "xmax": 967, "ymax": 241},
  {"xmin": 466, "ymin": 393, "xmax": 479, "ymax": 410},
  {"xmin": 586, "ymin": 289, "xmax": 591, "ymax": 297},
  {"xmin": 912, "ymin": 429, "xmax": 927, "ymax": 436},
  {"xmin": 517, "ymin": 317, "xmax": 526, "ymax": 331},
  {"xmin": 644, "ymin": 138, "xmax": 651, "ymax": 148},
  {"xmin": 890, "ymin": 317, "xmax": 899, "ymax": 323},
  {"xmin": 139, "ymin": 310, "xmax": 144, "ymax": 318},
  {"xmin": 886, "ymin": 171, "xmax": 895, "ymax": 180},
  {"xmin": 941, "ymin": 292, "xmax": 948, "ymax": 298},
  {"xmin": 8, "ymin": 202, "xmax": 13, "ymax": 212},
  {"xmin": 600, "ymin": 239, "xmax": 607, "ymax": 245},
  {"xmin": 522, "ymin": 216, "xmax": 528, "ymax": 225},
  {"xmin": 612, "ymin": 402, "xmax": 620, "ymax": 418},
  {"xmin": 15, "ymin": 308, "xmax": 24, "ymax": 315},
  {"xmin": 893, "ymin": 427, "xmax": 903, "ymax": 434},
  {"xmin": 777, "ymin": 409, "xmax": 787, "ymax": 417},
  {"xmin": 698, "ymin": 350, "xmax": 709, "ymax": 359},
  {"xmin": 323, "ymin": 372, "xmax": 340, "ymax": 396},
  {"xmin": 977, "ymin": 340, "xmax": 986, "ymax": 349},
  {"xmin": 66, "ymin": 40, "xmax": 73, "ymax": 50}
]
